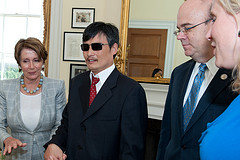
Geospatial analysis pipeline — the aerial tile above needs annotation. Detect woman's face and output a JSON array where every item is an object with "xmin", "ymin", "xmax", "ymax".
[
  {"xmin": 19, "ymin": 48, "xmax": 43, "ymax": 81},
  {"xmin": 206, "ymin": 0, "xmax": 240, "ymax": 69}
]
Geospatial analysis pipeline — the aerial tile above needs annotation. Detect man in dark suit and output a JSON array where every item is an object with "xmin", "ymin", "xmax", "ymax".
[
  {"xmin": 156, "ymin": 0, "xmax": 238, "ymax": 160},
  {"xmin": 44, "ymin": 22, "xmax": 148, "ymax": 160}
]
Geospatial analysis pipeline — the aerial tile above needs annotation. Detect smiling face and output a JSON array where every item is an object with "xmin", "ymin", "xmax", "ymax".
[
  {"xmin": 176, "ymin": 0, "xmax": 213, "ymax": 63},
  {"xmin": 206, "ymin": 0, "xmax": 240, "ymax": 69},
  {"xmin": 20, "ymin": 48, "xmax": 43, "ymax": 81},
  {"xmin": 83, "ymin": 33, "xmax": 118, "ymax": 75}
]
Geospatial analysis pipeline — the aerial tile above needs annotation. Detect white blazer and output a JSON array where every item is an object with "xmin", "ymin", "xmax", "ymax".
[{"xmin": 0, "ymin": 76, "xmax": 66, "ymax": 160}]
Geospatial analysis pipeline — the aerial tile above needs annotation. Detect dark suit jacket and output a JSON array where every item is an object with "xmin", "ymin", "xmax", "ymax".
[
  {"xmin": 45, "ymin": 68, "xmax": 148, "ymax": 160},
  {"xmin": 156, "ymin": 59, "xmax": 238, "ymax": 160}
]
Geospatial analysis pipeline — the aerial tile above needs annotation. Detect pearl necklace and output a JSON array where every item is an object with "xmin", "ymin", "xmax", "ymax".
[{"xmin": 20, "ymin": 73, "xmax": 43, "ymax": 94}]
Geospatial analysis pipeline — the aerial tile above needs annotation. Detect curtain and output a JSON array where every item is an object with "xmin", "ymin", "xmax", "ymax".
[{"xmin": 43, "ymin": 0, "xmax": 51, "ymax": 76}]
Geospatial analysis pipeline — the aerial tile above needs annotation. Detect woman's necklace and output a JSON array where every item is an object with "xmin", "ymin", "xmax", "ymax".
[{"xmin": 20, "ymin": 73, "xmax": 43, "ymax": 94}]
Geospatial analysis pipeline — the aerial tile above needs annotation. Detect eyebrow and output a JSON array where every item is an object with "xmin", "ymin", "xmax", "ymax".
[
  {"xmin": 210, "ymin": 12, "xmax": 215, "ymax": 17},
  {"xmin": 177, "ymin": 23, "xmax": 192, "ymax": 29}
]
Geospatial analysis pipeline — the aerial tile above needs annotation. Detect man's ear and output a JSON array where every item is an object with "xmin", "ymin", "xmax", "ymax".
[{"xmin": 111, "ymin": 43, "xmax": 119, "ymax": 55}]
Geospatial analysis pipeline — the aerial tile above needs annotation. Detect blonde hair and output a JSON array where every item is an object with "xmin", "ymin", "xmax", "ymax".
[
  {"xmin": 219, "ymin": 0, "xmax": 240, "ymax": 15},
  {"xmin": 218, "ymin": 0, "xmax": 240, "ymax": 93}
]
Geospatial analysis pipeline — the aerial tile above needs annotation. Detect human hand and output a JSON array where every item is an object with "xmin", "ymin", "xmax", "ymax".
[
  {"xmin": 3, "ymin": 137, "xmax": 27, "ymax": 155},
  {"xmin": 44, "ymin": 144, "xmax": 67, "ymax": 160}
]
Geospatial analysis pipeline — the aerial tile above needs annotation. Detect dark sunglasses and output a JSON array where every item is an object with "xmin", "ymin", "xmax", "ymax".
[{"xmin": 80, "ymin": 43, "xmax": 109, "ymax": 51}]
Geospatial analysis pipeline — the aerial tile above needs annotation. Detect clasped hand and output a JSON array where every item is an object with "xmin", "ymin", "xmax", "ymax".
[
  {"xmin": 44, "ymin": 144, "xmax": 67, "ymax": 160},
  {"xmin": 3, "ymin": 137, "xmax": 27, "ymax": 155}
]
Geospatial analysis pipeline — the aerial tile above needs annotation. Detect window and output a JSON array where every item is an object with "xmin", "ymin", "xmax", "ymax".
[{"xmin": 0, "ymin": 0, "xmax": 44, "ymax": 80}]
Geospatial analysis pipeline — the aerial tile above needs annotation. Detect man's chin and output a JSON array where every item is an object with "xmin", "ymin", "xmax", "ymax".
[{"xmin": 184, "ymin": 50, "xmax": 192, "ymax": 57}]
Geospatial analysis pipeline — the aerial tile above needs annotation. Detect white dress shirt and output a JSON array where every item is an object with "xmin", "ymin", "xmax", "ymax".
[{"xmin": 90, "ymin": 63, "xmax": 115, "ymax": 93}]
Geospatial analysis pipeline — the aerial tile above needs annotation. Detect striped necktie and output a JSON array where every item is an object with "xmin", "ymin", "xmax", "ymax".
[{"xmin": 183, "ymin": 63, "xmax": 207, "ymax": 131}]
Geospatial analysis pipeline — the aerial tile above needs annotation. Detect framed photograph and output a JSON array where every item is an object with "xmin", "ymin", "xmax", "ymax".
[
  {"xmin": 71, "ymin": 8, "xmax": 95, "ymax": 28},
  {"xmin": 63, "ymin": 32, "xmax": 85, "ymax": 62},
  {"xmin": 70, "ymin": 64, "xmax": 89, "ymax": 79}
]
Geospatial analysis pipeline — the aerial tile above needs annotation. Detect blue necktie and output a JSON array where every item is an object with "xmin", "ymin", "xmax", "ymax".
[{"xmin": 183, "ymin": 63, "xmax": 207, "ymax": 131}]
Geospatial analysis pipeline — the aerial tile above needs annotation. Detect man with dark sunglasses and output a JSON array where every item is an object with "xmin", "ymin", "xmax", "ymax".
[
  {"xmin": 44, "ymin": 22, "xmax": 148, "ymax": 160},
  {"xmin": 156, "ymin": 0, "xmax": 237, "ymax": 160}
]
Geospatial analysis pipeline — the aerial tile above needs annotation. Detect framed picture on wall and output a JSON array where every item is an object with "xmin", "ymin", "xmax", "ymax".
[
  {"xmin": 70, "ymin": 64, "xmax": 89, "ymax": 79},
  {"xmin": 71, "ymin": 8, "xmax": 95, "ymax": 28},
  {"xmin": 63, "ymin": 32, "xmax": 85, "ymax": 62}
]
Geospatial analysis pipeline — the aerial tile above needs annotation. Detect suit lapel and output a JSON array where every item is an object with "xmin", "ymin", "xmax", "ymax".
[
  {"xmin": 78, "ymin": 72, "xmax": 91, "ymax": 115},
  {"xmin": 34, "ymin": 77, "xmax": 47, "ymax": 131},
  {"xmin": 184, "ymin": 68, "xmax": 232, "ymax": 132},
  {"xmin": 15, "ymin": 78, "xmax": 33, "ymax": 133},
  {"xmin": 81, "ymin": 68, "xmax": 119, "ymax": 122}
]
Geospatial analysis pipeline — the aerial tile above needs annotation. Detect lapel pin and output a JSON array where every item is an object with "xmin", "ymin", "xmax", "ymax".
[{"xmin": 221, "ymin": 74, "xmax": 228, "ymax": 80}]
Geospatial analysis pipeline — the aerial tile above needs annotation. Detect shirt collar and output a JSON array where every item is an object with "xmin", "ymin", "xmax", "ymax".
[
  {"xmin": 195, "ymin": 56, "xmax": 219, "ymax": 76},
  {"xmin": 90, "ymin": 63, "xmax": 115, "ymax": 84}
]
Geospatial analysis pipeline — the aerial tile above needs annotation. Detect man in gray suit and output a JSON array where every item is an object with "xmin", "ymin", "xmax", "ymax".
[{"xmin": 156, "ymin": 0, "xmax": 238, "ymax": 159}]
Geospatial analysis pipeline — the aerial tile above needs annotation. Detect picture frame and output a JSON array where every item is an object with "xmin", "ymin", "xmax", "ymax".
[
  {"xmin": 69, "ymin": 64, "xmax": 89, "ymax": 79},
  {"xmin": 71, "ymin": 8, "xmax": 95, "ymax": 28},
  {"xmin": 63, "ymin": 32, "xmax": 85, "ymax": 62}
]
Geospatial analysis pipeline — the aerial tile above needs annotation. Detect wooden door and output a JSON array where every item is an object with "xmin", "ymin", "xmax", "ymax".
[{"xmin": 127, "ymin": 28, "xmax": 167, "ymax": 77}]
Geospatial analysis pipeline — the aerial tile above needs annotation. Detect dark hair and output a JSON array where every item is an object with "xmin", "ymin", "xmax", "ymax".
[
  {"xmin": 82, "ymin": 21, "xmax": 119, "ymax": 48},
  {"xmin": 152, "ymin": 68, "xmax": 163, "ymax": 77},
  {"xmin": 14, "ymin": 37, "xmax": 48, "ymax": 72}
]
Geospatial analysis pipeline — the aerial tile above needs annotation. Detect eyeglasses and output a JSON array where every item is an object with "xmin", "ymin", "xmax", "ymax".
[
  {"xmin": 80, "ymin": 43, "xmax": 109, "ymax": 51},
  {"xmin": 174, "ymin": 18, "xmax": 213, "ymax": 36}
]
